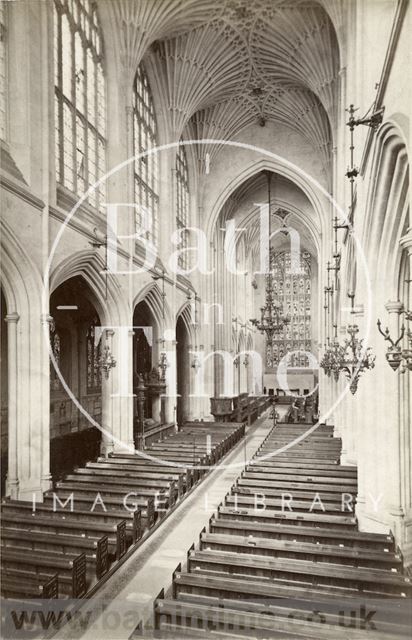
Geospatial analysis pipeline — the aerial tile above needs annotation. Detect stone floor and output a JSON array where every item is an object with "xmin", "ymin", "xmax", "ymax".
[{"xmin": 53, "ymin": 411, "xmax": 277, "ymax": 640}]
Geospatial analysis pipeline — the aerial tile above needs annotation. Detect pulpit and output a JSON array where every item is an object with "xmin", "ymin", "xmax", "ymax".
[{"xmin": 210, "ymin": 397, "xmax": 234, "ymax": 422}]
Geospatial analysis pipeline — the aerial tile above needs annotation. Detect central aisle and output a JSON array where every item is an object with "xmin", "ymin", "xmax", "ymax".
[{"xmin": 53, "ymin": 412, "xmax": 276, "ymax": 640}]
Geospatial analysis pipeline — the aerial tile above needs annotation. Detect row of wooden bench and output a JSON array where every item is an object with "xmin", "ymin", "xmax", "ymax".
[
  {"xmin": 1, "ymin": 421, "xmax": 245, "ymax": 601},
  {"xmin": 210, "ymin": 394, "xmax": 271, "ymax": 424},
  {"xmin": 148, "ymin": 420, "xmax": 411, "ymax": 638}
]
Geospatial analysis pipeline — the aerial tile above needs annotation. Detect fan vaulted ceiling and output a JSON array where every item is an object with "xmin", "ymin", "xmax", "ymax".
[{"xmin": 106, "ymin": 0, "xmax": 341, "ymax": 176}]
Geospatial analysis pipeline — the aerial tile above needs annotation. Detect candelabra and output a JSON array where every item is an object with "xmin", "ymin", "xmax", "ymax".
[
  {"xmin": 158, "ymin": 343, "xmax": 169, "ymax": 381},
  {"xmin": 320, "ymin": 331, "xmax": 345, "ymax": 383},
  {"xmin": 377, "ymin": 309, "xmax": 412, "ymax": 373},
  {"xmin": 320, "ymin": 297, "xmax": 375, "ymax": 394},
  {"xmin": 191, "ymin": 345, "xmax": 203, "ymax": 372},
  {"xmin": 96, "ymin": 344, "xmax": 116, "ymax": 379},
  {"xmin": 250, "ymin": 267, "xmax": 290, "ymax": 345},
  {"xmin": 320, "ymin": 103, "xmax": 383, "ymax": 392},
  {"xmin": 250, "ymin": 171, "xmax": 290, "ymax": 345},
  {"xmin": 339, "ymin": 323, "xmax": 376, "ymax": 394}
]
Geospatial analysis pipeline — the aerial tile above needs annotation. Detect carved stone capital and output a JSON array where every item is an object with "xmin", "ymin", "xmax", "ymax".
[
  {"xmin": 384, "ymin": 300, "xmax": 404, "ymax": 315},
  {"xmin": 399, "ymin": 228, "xmax": 412, "ymax": 254},
  {"xmin": 5, "ymin": 312, "xmax": 20, "ymax": 324}
]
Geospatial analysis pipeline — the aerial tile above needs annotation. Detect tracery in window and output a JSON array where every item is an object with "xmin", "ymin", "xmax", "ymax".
[
  {"xmin": 133, "ymin": 64, "xmax": 159, "ymax": 246},
  {"xmin": 86, "ymin": 319, "xmax": 101, "ymax": 393},
  {"xmin": 175, "ymin": 142, "xmax": 190, "ymax": 269},
  {"xmin": 54, "ymin": 0, "xmax": 105, "ymax": 210},
  {"xmin": 0, "ymin": 1, "xmax": 7, "ymax": 140},
  {"xmin": 267, "ymin": 251, "xmax": 312, "ymax": 368}
]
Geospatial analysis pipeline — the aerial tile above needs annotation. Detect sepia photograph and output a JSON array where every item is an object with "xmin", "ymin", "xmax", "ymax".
[{"xmin": 0, "ymin": 0, "xmax": 411, "ymax": 638}]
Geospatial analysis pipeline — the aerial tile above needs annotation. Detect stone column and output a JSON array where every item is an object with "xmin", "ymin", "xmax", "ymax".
[
  {"xmin": 399, "ymin": 230, "xmax": 412, "ymax": 561},
  {"xmin": 164, "ymin": 339, "xmax": 177, "ymax": 424},
  {"xmin": 112, "ymin": 326, "xmax": 135, "ymax": 453},
  {"xmin": 135, "ymin": 375, "xmax": 145, "ymax": 450},
  {"xmin": 40, "ymin": 314, "xmax": 52, "ymax": 493},
  {"xmin": 383, "ymin": 300, "xmax": 404, "ymax": 530},
  {"xmin": 5, "ymin": 312, "xmax": 19, "ymax": 498}
]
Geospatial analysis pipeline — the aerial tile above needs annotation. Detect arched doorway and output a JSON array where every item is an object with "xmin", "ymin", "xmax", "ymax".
[
  {"xmin": 49, "ymin": 276, "xmax": 102, "ymax": 479},
  {"xmin": 1, "ymin": 289, "xmax": 8, "ymax": 496},
  {"xmin": 176, "ymin": 315, "xmax": 190, "ymax": 427}
]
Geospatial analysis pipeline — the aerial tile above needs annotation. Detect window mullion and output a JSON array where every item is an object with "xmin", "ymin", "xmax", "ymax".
[
  {"xmin": 56, "ymin": 8, "xmax": 64, "ymax": 184},
  {"xmin": 55, "ymin": 0, "xmax": 105, "ymax": 207},
  {"xmin": 71, "ymin": 18, "xmax": 77, "ymax": 194},
  {"xmin": 83, "ymin": 35, "xmax": 89, "ymax": 193}
]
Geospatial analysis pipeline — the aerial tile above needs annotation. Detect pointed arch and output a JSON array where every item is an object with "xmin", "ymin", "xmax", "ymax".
[
  {"xmin": 0, "ymin": 220, "xmax": 50, "ymax": 499},
  {"xmin": 204, "ymin": 155, "xmax": 330, "ymax": 248},
  {"xmin": 1, "ymin": 219, "xmax": 43, "ymax": 315},
  {"xmin": 176, "ymin": 300, "xmax": 196, "ymax": 347},
  {"xmin": 362, "ymin": 121, "xmax": 409, "ymax": 297},
  {"xmin": 133, "ymin": 281, "xmax": 173, "ymax": 331},
  {"xmin": 50, "ymin": 250, "xmax": 128, "ymax": 327}
]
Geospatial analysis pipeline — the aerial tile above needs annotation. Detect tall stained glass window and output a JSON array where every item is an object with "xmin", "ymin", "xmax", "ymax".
[
  {"xmin": 133, "ymin": 64, "xmax": 159, "ymax": 245},
  {"xmin": 0, "ymin": 1, "xmax": 7, "ymax": 140},
  {"xmin": 267, "ymin": 251, "xmax": 312, "ymax": 368},
  {"xmin": 54, "ymin": 0, "xmax": 106, "ymax": 209},
  {"xmin": 86, "ymin": 319, "xmax": 101, "ymax": 393},
  {"xmin": 175, "ymin": 142, "xmax": 189, "ymax": 269}
]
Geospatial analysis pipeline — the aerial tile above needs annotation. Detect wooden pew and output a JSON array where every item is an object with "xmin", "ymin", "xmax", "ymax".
[
  {"xmin": 1, "ymin": 573, "xmax": 59, "ymax": 600},
  {"xmin": 1, "ymin": 418, "xmax": 245, "ymax": 603},
  {"xmin": 1, "ymin": 528, "xmax": 111, "ymax": 578},
  {"xmin": 218, "ymin": 504, "xmax": 357, "ymax": 529},
  {"xmin": 249, "ymin": 460, "xmax": 357, "ymax": 475},
  {"xmin": 1, "ymin": 549, "xmax": 87, "ymax": 598},
  {"xmin": 198, "ymin": 531, "xmax": 400, "ymax": 570},
  {"xmin": 233, "ymin": 485, "xmax": 354, "ymax": 507},
  {"xmin": 145, "ymin": 417, "xmax": 412, "ymax": 640},
  {"xmin": 169, "ymin": 575, "xmax": 412, "ymax": 636},
  {"xmin": 1, "ymin": 511, "xmax": 140, "ymax": 556},
  {"xmin": 238, "ymin": 479, "xmax": 356, "ymax": 493},
  {"xmin": 242, "ymin": 468, "xmax": 356, "ymax": 485},
  {"xmin": 225, "ymin": 493, "xmax": 355, "ymax": 515},
  {"xmin": 209, "ymin": 515, "xmax": 395, "ymax": 551},
  {"xmin": 153, "ymin": 595, "xmax": 411, "ymax": 639},
  {"xmin": 187, "ymin": 548, "xmax": 412, "ymax": 596},
  {"xmin": 1, "ymin": 501, "xmax": 145, "ymax": 547}
]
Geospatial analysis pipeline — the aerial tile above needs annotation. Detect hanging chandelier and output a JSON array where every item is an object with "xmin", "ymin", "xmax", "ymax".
[
  {"xmin": 96, "ymin": 344, "xmax": 116, "ymax": 379},
  {"xmin": 321, "ymin": 295, "xmax": 375, "ymax": 394},
  {"xmin": 250, "ymin": 269, "xmax": 290, "ymax": 344},
  {"xmin": 191, "ymin": 345, "xmax": 203, "ymax": 372},
  {"xmin": 320, "ymin": 104, "xmax": 379, "ymax": 395},
  {"xmin": 377, "ymin": 308, "xmax": 412, "ymax": 373},
  {"xmin": 320, "ymin": 269, "xmax": 341, "ymax": 381},
  {"xmin": 338, "ymin": 322, "xmax": 376, "ymax": 394},
  {"xmin": 158, "ymin": 347, "xmax": 169, "ymax": 381},
  {"xmin": 320, "ymin": 327, "xmax": 345, "ymax": 383},
  {"xmin": 250, "ymin": 171, "xmax": 290, "ymax": 344}
]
